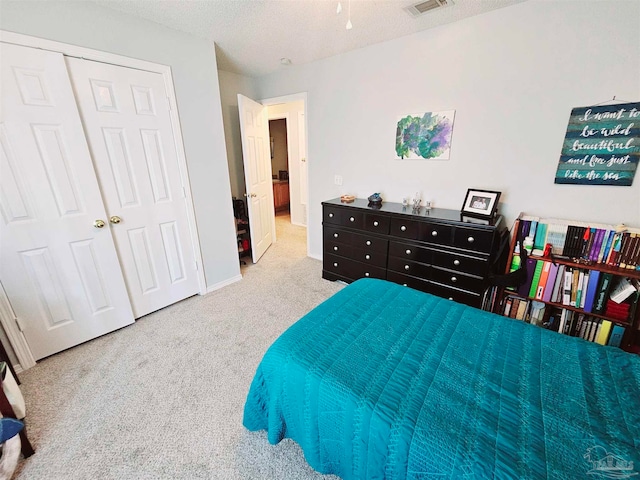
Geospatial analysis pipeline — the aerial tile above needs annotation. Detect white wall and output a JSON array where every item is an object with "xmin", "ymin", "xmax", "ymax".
[
  {"xmin": 0, "ymin": 1, "xmax": 241, "ymax": 290},
  {"xmin": 218, "ymin": 70, "xmax": 259, "ymax": 198},
  {"xmin": 267, "ymin": 101, "xmax": 307, "ymax": 226},
  {"xmin": 256, "ymin": 0, "xmax": 640, "ymax": 259}
]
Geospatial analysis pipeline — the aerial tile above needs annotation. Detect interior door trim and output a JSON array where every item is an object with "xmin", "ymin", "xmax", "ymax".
[{"xmin": 0, "ymin": 31, "xmax": 207, "ymax": 368}]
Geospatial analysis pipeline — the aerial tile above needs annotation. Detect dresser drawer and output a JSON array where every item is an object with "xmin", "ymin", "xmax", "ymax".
[
  {"xmin": 324, "ymin": 240, "xmax": 352, "ymax": 258},
  {"xmin": 427, "ymin": 283, "xmax": 482, "ymax": 308},
  {"xmin": 388, "ymin": 256, "xmax": 431, "ymax": 278},
  {"xmin": 420, "ymin": 222, "xmax": 453, "ymax": 246},
  {"xmin": 386, "ymin": 271, "xmax": 429, "ymax": 290},
  {"xmin": 351, "ymin": 248, "xmax": 387, "ymax": 267},
  {"xmin": 390, "ymin": 218, "xmax": 421, "ymax": 239},
  {"xmin": 453, "ymin": 227, "xmax": 494, "ymax": 254},
  {"xmin": 351, "ymin": 232, "xmax": 388, "ymax": 253},
  {"xmin": 431, "ymin": 266, "xmax": 485, "ymax": 293},
  {"xmin": 431, "ymin": 249, "xmax": 489, "ymax": 276},
  {"xmin": 363, "ymin": 213, "xmax": 390, "ymax": 235},
  {"xmin": 323, "ymin": 206, "xmax": 364, "ymax": 229},
  {"xmin": 388, "ymin": 241, "xmax": 432, "ymax": 264},
  {"xmin": 324, "ymin": 253, "xmax": 385, "ymax": 281},
  {"xmin": 324, "ymin": 226, "xmax": 354, "ymax": 246}
]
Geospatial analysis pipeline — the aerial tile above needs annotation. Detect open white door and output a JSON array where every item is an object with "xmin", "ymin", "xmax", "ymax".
[
  {"xmin": 237, "ymin": 94, "xmax": 275, "ymax": 263},
  {"xmin": 0, "ymin": 43, "xmax": 134, "ymax": 360}
]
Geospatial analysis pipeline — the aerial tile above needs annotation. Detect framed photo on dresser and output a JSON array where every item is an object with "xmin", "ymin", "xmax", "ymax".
[{"xmin": 461, "ymin": 189, "xmax": 501, "ymax": 219}]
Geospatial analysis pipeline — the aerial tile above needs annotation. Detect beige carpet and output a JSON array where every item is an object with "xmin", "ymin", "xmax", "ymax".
[{"xmin": 14, "ymin": 214, "xmax": 343, "ymax": 479}]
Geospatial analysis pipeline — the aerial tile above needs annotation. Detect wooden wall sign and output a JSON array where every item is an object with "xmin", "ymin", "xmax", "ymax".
[{"xmin": 554, "ymin": 102, "xmax": 639, "ymax": 186}]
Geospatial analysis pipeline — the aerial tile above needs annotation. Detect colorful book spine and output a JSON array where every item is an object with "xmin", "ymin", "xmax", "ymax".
[
  {"xmin": 595, "ymin": 320, "xmax": 613, "ymax": 345},
  {"xmin": 607, "ymin": 325, "xmax": 625, "ymax": 347},
  {"xmin": 528, "ymin": 260, "xmax": 544, "ymax": 299},
  {"xmin": 535, "ymin": 261, "xmax": 552, "ymax": 300},
  {"xmin": 542, "ymin": 263, "xmax": 560, "ymax": 302},
  {"xmin": 582, "ymin": 270, "xmax": 600, "ymax": 313},
  {"xmin": 599, "ymin": 230, "xmax": 614, "ymax": 264}
]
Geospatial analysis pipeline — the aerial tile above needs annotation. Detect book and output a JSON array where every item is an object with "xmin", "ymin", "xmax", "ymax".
[
  {"xmin": 516, "ymin": 299, "xmax": 529, "ymax": 320},
  {"xmin": 599, "ymin": 230, "xmax": 614, "ymax": 264},
  {"xmin": 517, "ymin": 257, "xmax": 538, "ymax": 298},
  {"xmin": 626, "ymin": 233, "xmax": 640, "ymax": 269},
  {"xmin": 575, "ymin": 270, "xmax": 585, "ymax": 308},
  {"xmin": 528, "ymin": 261, "xmax": 544, "ymax": 299},
  {"xmin": 581, "ymin": 227, "xmax": 594, "ymax": 260},
  {"xmin": 606, "ymin": 232, "xmax": 623, "ymax": 266},
  {"xmin": 550, "ymin": 265, "xmax": 566, "ymax": 303},
  {"xmin": 542, "ymin": 263, "xmax": 560, "ymax": 302},
  {"xmin": 545, "ymin": 223, "xmax": 569, "ymax": 256},
  {"xmin": 593, "ymin": 273, "xmax": 614, "ymax": 314},
  {"xmin": 509, "ymin": 298, "xmax": 520, "ymax": 318},
  {"xmin": 609, "ymin": 277, "xmax": 637, "ymax": 304},
  {"xmin": 570, "ymin": 268, "xmax": 581, "ymax": 306},
  {"xmin": 589, "ymin": 229, "xmax": 604, "ymax": 262},
  {"xmin": 532, "ymin": 223, "xmax": 548, "ymax": 255},
  {"xmin": 582, "ymin": 270, "xmax": 600, "ymax": 313},
  {"xmin": 595, "ymin": 320, "xmax": 613, "ymax": 345},
  {"xmin": 579, "ymin": 271, "xmax": 589, "ymax": 309},
  {"xmin": 618, "ymin": 233, "xmax": 633, "ymax": 268},
  {"xmin": 529, "ymin": 301, "xmax": 546, "ymax": 326},
  {"xmin": 503, "ymin": 297, "xmax": 513, "ymax": 317},
  {"xmin": 535, "ymin": 261, "xmax": 552, "ymax": 300},
  {"xmin": 562, "ymin": 268, "xmax": 573, "ymax": 305},
  {"xmin": 572, "ymin": 313, "xmax": 585, "ymax": 337},
  {"xmin": 591, "ymin": 319, "xmax": 601, "ymax": 342},
  {"xmin": 607, "ymin": 324, "xmax": 625, "ymax": 347}
]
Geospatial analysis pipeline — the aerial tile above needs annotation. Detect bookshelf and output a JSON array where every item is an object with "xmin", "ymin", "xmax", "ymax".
[{"xmin": 493, "ymin": 216, "xmax": 640, "ymax": 352}]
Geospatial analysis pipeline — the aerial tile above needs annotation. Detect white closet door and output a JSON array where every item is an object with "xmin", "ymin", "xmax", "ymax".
[
  {"xmin": 66, "ymin": 58, "xmax": 200, "ymax": 318},
  {"xmin": 0, "ymin": 43, "xmax": 134, "ymax": 360}
]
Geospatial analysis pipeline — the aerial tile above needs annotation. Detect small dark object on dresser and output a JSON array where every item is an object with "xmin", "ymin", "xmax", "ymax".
[{"xmin": 367, "ymin": 193, "xmax": 382, "ymax": 207}]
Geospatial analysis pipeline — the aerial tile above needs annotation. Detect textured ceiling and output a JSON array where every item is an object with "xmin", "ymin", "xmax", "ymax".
[{"xmin": 92, "ymin": 0, "xmax": 525, "ymax": 77}]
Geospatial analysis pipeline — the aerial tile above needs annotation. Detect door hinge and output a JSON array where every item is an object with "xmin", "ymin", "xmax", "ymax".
[{"xmin": 15, "ymin": 317, "xmax": 25, "ymax": 332}]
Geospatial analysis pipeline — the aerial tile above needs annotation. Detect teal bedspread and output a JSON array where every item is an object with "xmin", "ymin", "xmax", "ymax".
[{"xmin": 243, "ymin": 278, "xmax": 640, "ymax": 479}]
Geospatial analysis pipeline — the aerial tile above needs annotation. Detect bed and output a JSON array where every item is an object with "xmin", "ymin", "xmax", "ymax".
[{"xmin": 243, "ymin": 278, "xmax": 640, "ymax": 479}]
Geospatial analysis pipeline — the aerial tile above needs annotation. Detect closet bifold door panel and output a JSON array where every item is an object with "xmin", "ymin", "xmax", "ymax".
[
  {"xmin": 0, "ymin": 43, "xmax": 134, "ymax": 360},
  {"xmin": 65, "ymin": 58, "xmax": 200, "ymax": 318}
]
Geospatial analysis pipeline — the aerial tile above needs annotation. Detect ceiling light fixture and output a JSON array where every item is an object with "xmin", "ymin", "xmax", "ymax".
[
  {"xmin": 280, "ymin": 57, "xmax": 292, "ymax": 66},
  {"xmin": 337, "ymin": 0, "xmax": 352, "ymax": 30}
]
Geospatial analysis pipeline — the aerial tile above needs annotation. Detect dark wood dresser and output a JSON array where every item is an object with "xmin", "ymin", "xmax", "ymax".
[{"xmin": 322, "ymin": 198, "xmax": 508, "ymax": 308}]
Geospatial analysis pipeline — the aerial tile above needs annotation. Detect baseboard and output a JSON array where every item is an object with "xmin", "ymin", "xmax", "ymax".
[
  {"xmin": 308, "ymin": 253, "xmax": 322, "ymax": 261},
  {"xmin": 291, "ymin": 221, "xmax": 306, "ymax": 227},
  {"xmin": 204, "ymin": 274, "xmax": 243, "ymax": 294}
]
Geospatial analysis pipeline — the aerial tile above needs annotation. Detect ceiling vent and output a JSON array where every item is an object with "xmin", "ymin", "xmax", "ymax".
[{"xmin": 405, "ymin": 0, "xmax": 453, "ymax": 17}]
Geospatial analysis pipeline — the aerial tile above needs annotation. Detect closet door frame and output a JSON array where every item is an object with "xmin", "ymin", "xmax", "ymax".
[{"xmin": 0, "ymin": 31, "xmax": 207, "ymax": 371}]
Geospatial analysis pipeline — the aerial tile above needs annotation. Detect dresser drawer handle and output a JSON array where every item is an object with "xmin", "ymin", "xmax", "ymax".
[
  {"xmin": 400, "ymin": 225, "xmax": 407, "ymax": 232},
  {"xmin": 405, "ymin": 249, "xmax": 412, "ymax": 255},
  {"xmin": 334, "ymin": 233, "xmax": 339, "ymax": 238},
  {"xmin": 333, "ymin": 246, "xmax": 339, "ymax": 251},
  {"xmin": 365, "ymin": 254, "xmax": 371, "ymax": 260},
  {"xmin": 366, "ymin": 240, "xmax": 372, "ymax": 246},
  {"xmin": 467, "ymin": 236, "xmax": 475, "ymax": 243},
  {"xmin": 328, "ymin": 213, "xmax": 334, "ymax": 218},
  {"xmin": 333, "ymin": 262, "xmax": 338, "ymax": 267},
  {"xmin": 350, "ymin": 216, "xmax": 355, "ymax": 222},
  {"xmin": 451, "ymin": 276, "xmax": 457, "ymax": 282},
  {"xmin": 403, "ymin": 283, "xmax": 408, "ymax": 287},
  {"xmin": 431, "ymin": 230, "xmax": 438, "ymax": 237},
  {"xmin": 448, "ymin": 297, "xmax": 454, "ymax": 301},
  {"xmin": 453, "ymin": 259, "xmax": 460, "ymax": 266},
  {"xmin": 404, "ymin": 265, "xmax": 410, "ymax": 271},
  {"xmin": 373, "ymin": 221, "xmax": 379, "ymax": 227},
  {"xmin": 364, "ymin": 272, "xmax": 370, "ymax": 277}
]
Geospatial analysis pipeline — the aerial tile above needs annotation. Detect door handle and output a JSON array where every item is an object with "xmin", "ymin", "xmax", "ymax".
[
  {"xmin": 250, "ymin": 193, "xmax": 257, "ymax": 198},
  {"xmin": 94, "ymin": 219, "xmax": 106, "ymax": 229},
  {"xmin": 110, "ymin": 216, "xmax": 122, "ymax": 224}
]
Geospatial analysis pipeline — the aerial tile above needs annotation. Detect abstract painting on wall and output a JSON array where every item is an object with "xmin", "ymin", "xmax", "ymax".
[{"xmin": 395, "ymin": 110, "xmax": 455, "ymax": 160}]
